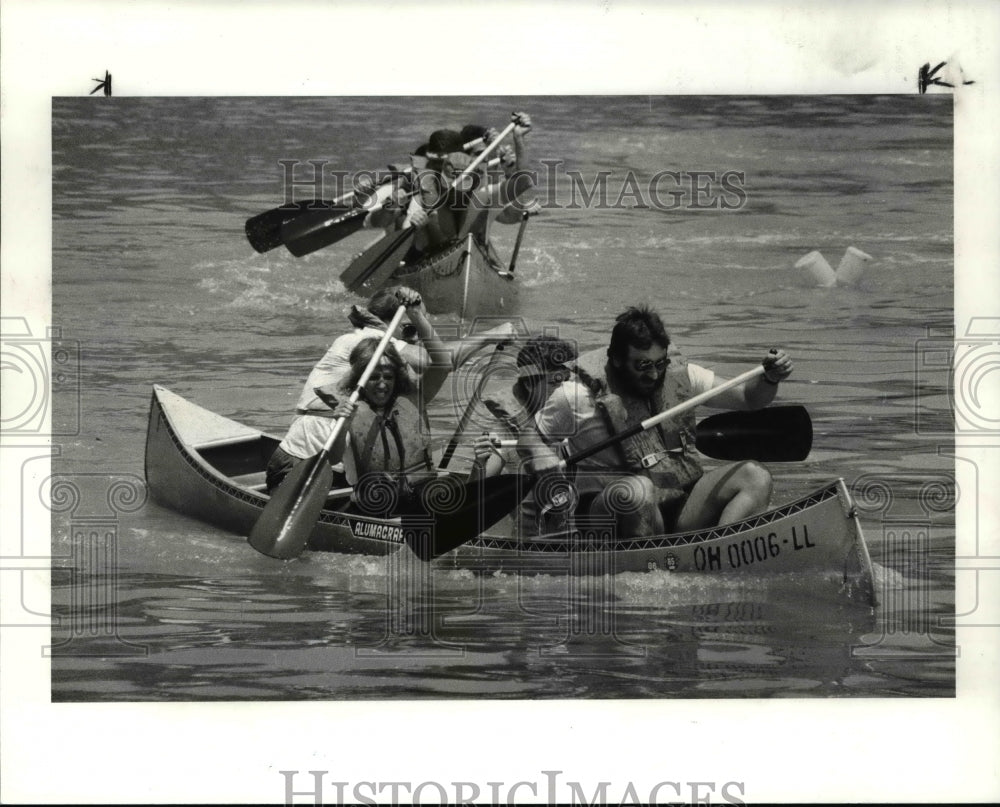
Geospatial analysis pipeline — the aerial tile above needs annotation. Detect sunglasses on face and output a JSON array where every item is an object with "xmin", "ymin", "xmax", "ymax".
[{"xmin": 630, "ymin": 357, "xmax": 670, "ymax": 374}]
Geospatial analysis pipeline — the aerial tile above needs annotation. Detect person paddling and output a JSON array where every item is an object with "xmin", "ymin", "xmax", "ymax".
[
  {"xmin": 323, "ymin": 320, "xmax": 452, "ymax": 516},
  {"xmin": 406, "ymin": 111, "xmax": 535, "ymax": 261},
  {"xmin": 519, "ymin": 306, "xmax": 794, "ymax": 538},
  {"xmin": 469, "ymin": 335, "xmax": 578, "ymax": 478},
  {"xmin": 265, "ymin": 286, "xmax": 440, "ymax": 492}
]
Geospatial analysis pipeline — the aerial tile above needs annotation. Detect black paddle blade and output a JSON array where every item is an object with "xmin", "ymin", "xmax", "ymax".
[
  {"xmin": 401, "ymin": 474, "xmax": 536, "ymax": 561},
  {"xmin": 245, "ymin": 200, "xmax": 346, "ymax": 253},
  {"xmin": 342, "ymin": 228, "xmax": 415, "ymax": 294},
  {"xmin": 248, "ymin": 455, "xmax": 334, "ymax": 559},
  {"xmin": 282, "ymin": 206, "xmax": 368, "ymax": 258},
  {"xmin": 694, "ymin": 406, "xmax": 812, "ymax": 462}
]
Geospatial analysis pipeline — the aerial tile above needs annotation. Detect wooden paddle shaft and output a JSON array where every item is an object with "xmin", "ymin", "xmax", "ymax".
[
  {"xmin": 560, "ymin": 365, "xmax": 767, "ymax": 468},
  {"xmin": 403, "ymin": 123, "xmax": 516, "ymax": 228},
  {"xmin": 318, "ymin": 305, "xmax": 408, "ymax": 455},
  {"xmin": 642, "ymin": 365, "xmax": 765, "ymax": 430},
  {"xmin": 508, "ymin": 211, "xmax": 530, "ymax": 273},
  {"xmin": 460, "ymin": 123, "xmax": 516, "ymax": 178},
  {"xmin": 439, "ymin": 336, "xmax": 514, "ymax": 469}
]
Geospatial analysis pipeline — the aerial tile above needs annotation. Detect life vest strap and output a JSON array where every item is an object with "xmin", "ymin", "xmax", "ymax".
[{"xmin": 639, "ymin": 447, "xmax": 685, "ymax": 469}]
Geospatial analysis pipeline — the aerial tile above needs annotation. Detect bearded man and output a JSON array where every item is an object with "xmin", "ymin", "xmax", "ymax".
[{"xmin": 523, "ymin": 306, "xmax": 793, "ymax": 538}]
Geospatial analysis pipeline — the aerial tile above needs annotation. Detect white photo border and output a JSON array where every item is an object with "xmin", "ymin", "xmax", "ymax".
[{"xmin": 2, "ymin": 1, "xmax": 997, "ymax": 803}]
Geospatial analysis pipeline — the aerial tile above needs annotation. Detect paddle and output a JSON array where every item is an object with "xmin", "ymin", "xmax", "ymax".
[
  {"xmin": 693, "ymin": 405, "xmax": 811, "ymax": 462},
  {"xmin": 248, "ymin": 305, "xmax": 408, "ymax": 560},
  {"xmin": 507, "ymin": 211, "xmax": 531, "ymax": 274},
  {"xmin": 282, "ymin": 203, "xmax": 378, "ymax": 258},
  {"xmin": 245, "ymin": 198, "xmax": 351, "ymax": 254},
  {"xmin": 438, "ymin": 337, "xmax": 516, "ymax": 470},
  {"xmin": 340, "ymin": 121, "xmax": 518, "ymax": 295},
  {"xmin": 278, "ymin": 136, "xmax": 491, "ymax": 259},
  {"xmin": 337, "ymin": 160, "xmax": 504, "ymax": 296},
  {"xmin": 489, "ymin": 405, "xmax": 811, "ymax": 462},
  {"xmin": 403, "ymin": 365, "xmax": 771, "ymax": 560},
  {"xmin": 281, "ymin": 174, "xmax": 414, "ymax": 258}
]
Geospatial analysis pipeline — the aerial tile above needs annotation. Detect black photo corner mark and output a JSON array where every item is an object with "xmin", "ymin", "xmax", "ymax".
[
  {"xmin": 89, "ymin": 70, "xmax": 112, "ymax": 97},
  {"xmin": 918, "ymin": 61, "xmax": 974, "ymax": 94}
]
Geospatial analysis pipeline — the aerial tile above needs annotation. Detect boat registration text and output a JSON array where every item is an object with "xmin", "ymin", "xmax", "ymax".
[{"xmin": 693, "ymin": 524, "xmax": 816, "ymax": 571}]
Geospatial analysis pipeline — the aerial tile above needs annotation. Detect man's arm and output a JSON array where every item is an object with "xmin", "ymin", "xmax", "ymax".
[
  {"xmin": 397, "ymin": 290, "xmax": 451, "ymax": 401},
  {"xmin": 511, "ymin": 111, "xmax": 532, "ymax": 173},
  {"xmin": 701, "ymin": 349, "xmax": 794, "ymax": 410}
]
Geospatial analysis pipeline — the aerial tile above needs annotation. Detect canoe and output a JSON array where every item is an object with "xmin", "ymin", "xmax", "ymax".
[
  {"xmin": 144, "ymin": 386, "xmax": 877, "ymax": 603},
  {"xmin": 390, "ymin": 235, "xmax": 518, "ymax": 320}
]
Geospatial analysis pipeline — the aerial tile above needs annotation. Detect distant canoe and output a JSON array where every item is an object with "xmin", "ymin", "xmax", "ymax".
[
  {"xmin": 391, "ymin": 236, "xmax": 518, "ymax": 320},
  {"xmin": 144, "ymin": 385, "xmax": 877, "ymax": 604}
]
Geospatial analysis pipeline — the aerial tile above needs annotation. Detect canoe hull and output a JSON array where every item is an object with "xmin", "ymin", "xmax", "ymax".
[
  {"xmin": 144, "ymin": 386, "xmax": 402, "ymax": 556},
  {"xmin": 391, "ymin": 237, "xmax": 517, "ymax": 319},
  {"xmin": 144, "ymin": 386, "xmax": 876, "ymax": 603}
]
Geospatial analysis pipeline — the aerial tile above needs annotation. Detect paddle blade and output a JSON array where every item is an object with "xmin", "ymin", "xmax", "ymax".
[
  {"xmin": 402, "ymin": 474, "xmax": 536, "ymax": 561},
  {"xmin": 247, "ymin": 455, "xmax": 335, "ymax": 559},
  {"xmin": 695, "ymin": 406, "xmax": 812, "ymax": 462},
  {"xmin": 341, "ymin": 228, "xmax": 415, "ymax": 294},
  {"xmin": 283, "ymin": 207, "xmax": 368, "ymax": 257},
  {"xmin": 245, "ymin": 201, "xmax": 346, "ymax": 253}
]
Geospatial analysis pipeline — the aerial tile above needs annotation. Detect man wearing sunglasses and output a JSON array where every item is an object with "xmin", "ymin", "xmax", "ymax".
[{"xmin": 523, "ymin": 305, "xmax": 793, "ymax": 538}]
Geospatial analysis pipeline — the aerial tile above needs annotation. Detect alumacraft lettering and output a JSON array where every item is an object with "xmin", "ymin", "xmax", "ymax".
[{"xmin": 351, "ymin": 520, "xmax": 404, "ymax": 543}]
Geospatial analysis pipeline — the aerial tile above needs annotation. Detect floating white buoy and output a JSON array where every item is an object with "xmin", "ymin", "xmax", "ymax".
[
  {"xmin": 836, "ymin": 246, "xmax": 873, "ymax": 286},
  {"xmin": 795, "ymin": 250, "xmax": 837, "ymax": 287}
]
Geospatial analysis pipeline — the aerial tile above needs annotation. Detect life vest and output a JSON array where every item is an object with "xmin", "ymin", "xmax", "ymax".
[
  {"xmin": 567, "ymin": 347, "xmax": 703, "ymax": 505},
  {"xmin": 346, "ymin": 395, "xmax": 434, "ymax": 483}
]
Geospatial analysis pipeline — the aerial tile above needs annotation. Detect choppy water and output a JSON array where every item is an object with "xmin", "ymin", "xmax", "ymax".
[{"xmin": 48, "ymin": 96, "xmax": 954, "ymax": 699}]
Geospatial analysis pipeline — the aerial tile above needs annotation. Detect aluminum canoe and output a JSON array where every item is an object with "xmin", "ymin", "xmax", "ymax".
[{"xmin": 144, "ymin": 385, "xmax": 876, "ymax": 603}]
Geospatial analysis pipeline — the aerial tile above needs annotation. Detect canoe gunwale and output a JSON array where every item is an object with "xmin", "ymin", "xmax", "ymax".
[
  {"xmin": 145, "ymin": 386, "xmax": 878, "ymax": 602},
  {"xmin": 146, "ymin": 386, "xmax": 402, "ymax": 533},
  {"xmin": 472, "ymin": 482, "xmax": 845, "ymax": 553}
]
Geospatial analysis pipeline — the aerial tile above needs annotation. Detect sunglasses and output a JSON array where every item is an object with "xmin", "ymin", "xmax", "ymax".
[{"xmin": 630, "ymin": 357, "xmax": 670, "ymax": 374}]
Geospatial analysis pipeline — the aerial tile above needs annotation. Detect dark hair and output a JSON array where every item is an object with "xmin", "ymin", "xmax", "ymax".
[
  {"xmin": 367, "ymin": 287, "xmax": 401, "ymax": 322},
  {"xmin": 512, "ymin": 335, "xmax": 577, "ymax": 416},
  {"xmin": 343, "ymin": 338, "xmax": 413, "ymax": 400},
  {"xmin": 427, "ymin": 129, "xmax": 464, "ymax": 156},
  {"xmin": 607, "ymin": 306, "xmax": 670, "ymax": 362},
  {"xmin": 459, "ymin": 124, "xmax": 488, "ymax": 144}
]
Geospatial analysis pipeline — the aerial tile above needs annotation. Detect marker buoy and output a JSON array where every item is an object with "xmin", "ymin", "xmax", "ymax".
[
  {"xmin": 795, "ymin": 250, "xmax": 837, "ymax": 287},
  {"xmin": 835, "ymin": 246, "xmax": 873, "ymax": 286}
]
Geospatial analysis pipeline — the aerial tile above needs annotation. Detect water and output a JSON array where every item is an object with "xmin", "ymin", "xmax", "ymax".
[{"xmin": 49, "ymin": 96, "xmax": 954, "ymax": 699}]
